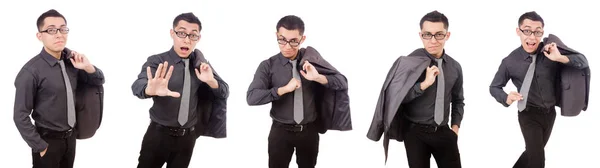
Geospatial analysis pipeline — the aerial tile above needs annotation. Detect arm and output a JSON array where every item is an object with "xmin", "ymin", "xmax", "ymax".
[
  {"xmin": 451, "ymin": 67, "xmax": 465, "ymax": 128},
  {"xmin": 402, "ymin": 82, "xmax": 426, "ymax": 103},
  {"xmin": 316, "ymin": 73, "xmax": 348, "ymax": 91},
  {"xmin": 208, "ymin": 71, "xmax": 229, "ymax": 99},
  {"xmin": 560, "ymin": 53, "xmax": 589, "ymax": 69},
  {"xmin": 13, "ymin": 69, "xmax": 48, "ymax": 152},
  {"xmin": 131, "ymin": 56, "xmax": 160, "ymax": 99},
  {"xmin": 246, "ymin": 61, "xmax": 280, "ymax": 105},
  {"xmin": 77, "ymin": 65, "xmax": 105, "ymax": 85},
  {"xmin": 489, "ymin": 60, "xmax": 511, "ymax": 107}
]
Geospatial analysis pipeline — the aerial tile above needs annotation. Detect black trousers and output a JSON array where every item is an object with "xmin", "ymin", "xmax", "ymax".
[
  {"xmin": 32, "ymin": 127, "xmax": 76, "ymax": 168},
  {"xmin": 513, "ymin": 106, "xmax": 556, "ymax": 168},
  {"xmin": 137, "ymin": 122, "xmax": 197, "ymax": 168},
  {"xmin": 268, "ymin": 121, "xmax": 320, "ymax": 168},
  {"xmin": 403, "ymin": 123, "xmax": 461, "ymax": 168}
]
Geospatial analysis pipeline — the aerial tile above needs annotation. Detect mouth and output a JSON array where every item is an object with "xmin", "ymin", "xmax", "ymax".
[
  {"xmin": 526, "ymin": 42, "xmax": 536, "ymax": 48},
  {"xmin": 180, "ymin": 47, "xmax": 190, "ymax": 52},
  {"xmin": 55, "ymin": 41, "xmax": 64, "ymax": 44}
]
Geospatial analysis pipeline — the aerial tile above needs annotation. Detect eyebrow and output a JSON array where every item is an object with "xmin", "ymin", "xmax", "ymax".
[
  {"xmin": 423, "ymin": 31, "xmax": 445, "ymax": 34},
  {"xmin": 278, "ymin": 35, "xmax": 299, "ymax": 40}
]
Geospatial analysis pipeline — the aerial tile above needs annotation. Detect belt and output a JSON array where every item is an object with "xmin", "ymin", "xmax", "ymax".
[
  {"xmin": 410, "ymin": 123, "xmax": 445, "ymax": 133},
  {"xmin": 37, "ymin": 127, "xmax": 74, "ymax": 139},
  {"xmin": 151, "ymin": 122, "xmax": 194, "ymax": 137},
  {"xmin": 273, "ymin": 121, "xmax": 309, "ymax": 132},
  {"xmin": 525, "ymin": 105, "xmax": 554, "ymax": 113}
]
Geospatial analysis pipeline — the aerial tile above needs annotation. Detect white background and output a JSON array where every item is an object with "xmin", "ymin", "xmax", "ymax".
[{"xmin": 1, "ymin": 0, "xmax": 598, "ymax": 167}]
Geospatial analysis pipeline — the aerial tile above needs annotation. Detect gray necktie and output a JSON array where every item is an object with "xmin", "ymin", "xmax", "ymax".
[
  {"xmin": 434, "ymin": 58, "xmax": 444, "ymax": 125},
  {"xmin": 518, "ymin": 55, "xmax": 537, "ymax": 112},
  {"xmin": 178, "ymin": 59, "xmax": 191, "ymax": 126},
  {"xmin": 290, "ymin": 60, "xmax": 304, "ymax": 124},
  {"xmin": 58, "ymin": 60, "xmax": 76, "ymax": 127}
]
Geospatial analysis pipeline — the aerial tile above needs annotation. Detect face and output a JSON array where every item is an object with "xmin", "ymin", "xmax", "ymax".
[
  {"xmin": 276, "ymin": 27, "xmax": 305, "ymax": 59},
  {"xmin": 419, "ymin": 21, "xmax": 450, "ymax": 58},
  {"xmin": 37, "ymin": 17, "xmax": 68, "ymax": 54},
  {"xmin": 517, "ymin": 19, "xmax": 544, "ymax": 54},
  {"xmin": 171, "ymin": 20, "xmax": 201, "ymax": 58}
]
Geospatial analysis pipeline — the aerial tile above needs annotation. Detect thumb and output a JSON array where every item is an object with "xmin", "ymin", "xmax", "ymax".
[{"xmin": 169, "ymin": 91, "xmax": 181, "ymax": 98}]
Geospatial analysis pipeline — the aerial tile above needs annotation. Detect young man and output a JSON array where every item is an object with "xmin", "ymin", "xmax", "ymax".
[
  {"xmin": 131, "ymin": 12, "xmax": 229, "ymax": 168},
  {"xmin": 367, "ymin": 10, "xmax": 464, "ymax": 168},
  {"xmin": 14, "ymin": 9, "xmax": 105, "ymax": 168},
  {"xmin": 489, "ymin": 11, "xmax": 589, "ymax": 168},
  {"xmin": 246, "ymin": 15, "xmax": 351, "ymax": 168}
]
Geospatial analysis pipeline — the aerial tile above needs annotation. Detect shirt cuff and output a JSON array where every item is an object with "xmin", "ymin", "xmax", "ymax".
[{"xmin": 270, "ymin": 87, "xmax": 281, "ymax": 100}]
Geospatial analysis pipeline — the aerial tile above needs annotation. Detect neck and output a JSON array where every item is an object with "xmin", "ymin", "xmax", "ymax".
[{"xmin": 44, "ymin": 47, "xmax": 61, "ymax": 59}]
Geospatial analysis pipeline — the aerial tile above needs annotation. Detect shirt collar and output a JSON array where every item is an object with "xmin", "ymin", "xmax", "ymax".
[
  {"xmin": 421, "ymin": 48, "xmax": 447, "ymax": 63},
  {"xmin": 167, "ymin": 46, "xmax": 194, "ymax": 64},
  {"xmin": 40, "ymin": 47, "xmax": 68, "ymax": 67},
  {"xmin": 277, "ymin": 51, "xmax": 301, "ymax": 65}
]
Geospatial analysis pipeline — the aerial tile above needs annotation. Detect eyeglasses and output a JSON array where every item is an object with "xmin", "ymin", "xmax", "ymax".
[
  {"xmin": 40, "ymin": 27, "xmax": 69, "ymax": 35},
  {"xmin": 421, "ymin": 32, "xmax": 446, "ymax": 40},
  {"xmin": 277, "ymin": 37, "xmax": 302, "ymax": 47},
  {"xmin": 519, "ymin": 28, "xmax": 544, "ymax": 37},
  {"xmin": 174, "ymin": 30, "xmax": 200, "ymax": 41}
]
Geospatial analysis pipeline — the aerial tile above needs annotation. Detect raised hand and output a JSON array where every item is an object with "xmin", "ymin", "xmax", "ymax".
[
  {"xmin": 277, "ymin": 78, "xmax": 301, "ymax": 96},
  {"xmin": 69, "ymin": 51, "xmax": 95, "ymax": 73},
  {"xmin": 420, "ymin": 65, "xmax": 440, "ymax": 90},
  {"xmin": 145, "ymin": 61, "xmax": 180, "ymax": 97}
]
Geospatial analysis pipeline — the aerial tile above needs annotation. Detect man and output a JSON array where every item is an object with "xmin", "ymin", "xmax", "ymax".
[
  {"xmin": 246, "ymin": 15, "xmax": 352, "ymax": 168},
  {"xmin": 131, "ymin": 12, "xmax": 229, "ymax": 168},
  {"xmin": 489, "ymin": 11, "xmax": 589, "ymax": 168},
  {"xmin": 367, "ymin": 10, "xmax": 464, "ymax": 168},
  {"xmin": 13, "ymin": 9, "xmax": 105, "ymax": 168}
]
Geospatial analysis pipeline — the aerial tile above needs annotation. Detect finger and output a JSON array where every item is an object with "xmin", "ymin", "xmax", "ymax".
[
  {"xmin": 165, "ymin": 65, "xmax": 174, "ymax": 80},
  {"xmin": 78, "ymin": 54, "xmax": 83, "ymax": 62},
  {"xmin": 155, "ymin": 63, "xmax": 163, "ymax": 79},
  {"xmin": 195, "ymin": 68, "xmax": 201, "ymax": 77},
  {"xmin": 146, "ymin": 66, "xmax": 153, "ymax": 80},
  {"xmin": 160, "ymin": 62, "xmax": 169, "ymax": 78},
  {"xmin": 169, "ymin": 91, "xmax": 181, "ymax": 98},
  {"xmin": 300, "ymin": 70, "xmax": 307, "ymax": 77},
  {"xmin": 70, "ymin": 58, "xmax": 76, "ymax": 64}
]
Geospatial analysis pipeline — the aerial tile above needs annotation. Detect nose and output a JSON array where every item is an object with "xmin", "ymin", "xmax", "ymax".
[
  {"xmin": 284, "ymin": 43, "xmax": 293, "ymax": 49},
  {"xmin": 183, "ymin": 36, "xmax": 192, "ymax": 44}
]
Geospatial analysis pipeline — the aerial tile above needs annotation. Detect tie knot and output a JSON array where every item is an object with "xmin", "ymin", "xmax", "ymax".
[
  {"xmin": 183, "ymin": 58, "xmax": 189, "ymax": 67},
  {"xmin": 290, "ymin": 59, "xmax": 297, "ymax": 68}
]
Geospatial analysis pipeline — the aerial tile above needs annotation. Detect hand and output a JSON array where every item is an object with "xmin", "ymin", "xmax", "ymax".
[
  {"xmin": 543, "ymin": 42, "xmax": 568, "ymax": 63},
  {"xmin": 506, "ymin": 91, "xmax": 523, "ymax": 105},
  {"xmin": 420, "ymin": 65, "xmax": 440, "ymax": 90},
  {"xmin": 40, "ymin": 147, "xmax": 47, "ymax": 157},
  {"xmin": 300, "ymin": 61, "xmax": 327, "ymax": 84},
  {"xmin": 278, "ymin": 78, "xmax": 301, "ymax": 96},
  {"xmin": 195, "ymin": 62, "xmax": 218, "ymax": 88},
  {"xmin": 69, "ymin": 51, "xmax": 95, "ymax": 73},
  {"xmin": 451, "ymin": 125, "xmax": 459, "ymax": 136},
  {"xmin": 145, "ymin": 61, "xmax": 180, "ymax": 97}
]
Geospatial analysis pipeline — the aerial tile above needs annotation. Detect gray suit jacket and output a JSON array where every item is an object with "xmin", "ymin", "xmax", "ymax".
[
  {"xmin": 544, "ymin": 34, "xmax": 590, "ymax": 116},
  {"xmin": 366, "ymin": 54, "xmax": 430, "ymax": 163}
]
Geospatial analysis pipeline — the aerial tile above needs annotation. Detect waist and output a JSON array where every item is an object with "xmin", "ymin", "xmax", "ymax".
[
  {"xmin": 150, "ymin": 122, "xmax": 195, "ymax": 137},
  {"xmin": 524, "ymin": 105, "xmax": 555, "ymax": 113},
  {"xmin": 409, "ymin": 122, "xmax": 447, "ymax": 133},
  {"xmin": 272, "ymin": 120, "xmax": 314, "ymax": 132},
  {"xmin": 37, "ymin": 127, "xmax": 74, "ymax": 139}
]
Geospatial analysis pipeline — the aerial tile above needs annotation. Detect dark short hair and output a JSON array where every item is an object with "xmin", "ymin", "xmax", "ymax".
[
  {"xmin": 276, "ymin": 15, "xmax": 305, "ymax": 35},
  {"xmin": 36, "ymin": 9, "xmax": 67, "ymax": 32},
  {"xmin": 518, "ymin": 11, "xmax": 544, "ymax": 27},
  {"xmin": 419, "ymin": 10, "xmax": 449, "ymax": 30},
  {"xmin": 173, "ymin": 12, "xmax": 202, "ymax": 31}
]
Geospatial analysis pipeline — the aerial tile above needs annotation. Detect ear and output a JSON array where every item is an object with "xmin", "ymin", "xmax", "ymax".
[
  {"xmin": 445, "ymin": 32, "xmax": 451, "ymax": 41},
  {"xmin": 36, "ymin": 32, "xmax": 42, "ymax": 41},
  {"xmin": 418, "ymin": 32, "xmax": 422, "ymax": 38},
  {"xmin": 300, "ymin": 35, "xmax": 307, "ymax": 44},
  {"xmin": 515, "ymin": 27, "xmax": 520, "ymax": 36}
]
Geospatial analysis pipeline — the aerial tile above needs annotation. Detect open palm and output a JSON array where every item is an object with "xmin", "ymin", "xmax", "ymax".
[{"xmin": 145, "ymin": 61, "xmax": 180, "ymax": 97}]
